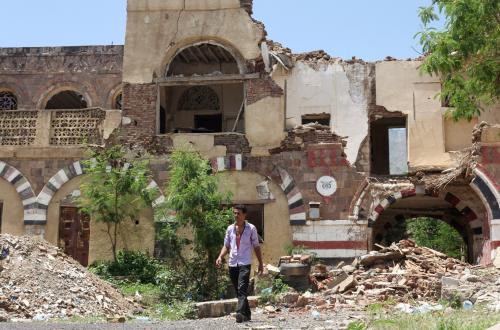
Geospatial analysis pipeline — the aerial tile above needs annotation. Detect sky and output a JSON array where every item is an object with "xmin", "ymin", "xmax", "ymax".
[{"xmin": 1, "ymin": 0, "xmax": 441, "ymax": 61}]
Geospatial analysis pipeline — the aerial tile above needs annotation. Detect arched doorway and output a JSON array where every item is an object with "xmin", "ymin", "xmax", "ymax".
[
  {"xmin": 159, "ymin": 42, "xmax": 245, "ymax": 134},
  {"xmin": 370, "ymin": 194, "xmax": 484, "ymax": 263}
]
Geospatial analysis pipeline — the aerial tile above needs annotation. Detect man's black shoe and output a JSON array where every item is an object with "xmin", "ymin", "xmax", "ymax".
[
  {"xmin": 235, "ymin": 313, "xmax": 244, "ymax": 323},
  {"xmin": 243, "ymin": 315, "xmax": 251, "ymax": 322}
]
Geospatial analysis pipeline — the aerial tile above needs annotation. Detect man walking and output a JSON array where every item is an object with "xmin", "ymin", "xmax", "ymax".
[{"xmin": 216, "ymin": 205, "xmax": 263, "ymax": 323}]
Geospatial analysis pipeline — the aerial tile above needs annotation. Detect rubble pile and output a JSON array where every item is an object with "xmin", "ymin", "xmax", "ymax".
[
  {"xmin": 269, "ymin": 122, "xmax": 346, "ymax": 154},
  {"xmin": 0, "ymin": 234, "xmax": 136, "ymax": 321},
  {"xmin": 264, "ymin": 240, "xmax": 500, "ymax": 314}
]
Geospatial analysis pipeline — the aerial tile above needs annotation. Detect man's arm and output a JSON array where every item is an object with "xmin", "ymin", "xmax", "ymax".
[
  {"xmin": 250, "ymin": 226, "xmax": 264, "ymax": 274},
  {"xmin": 253, "ymin": 245, "xmax": 264, "ymax": 274},
  {"xmin": 216, "ymin": 245, "xmax": 229, "ymax": 267}
]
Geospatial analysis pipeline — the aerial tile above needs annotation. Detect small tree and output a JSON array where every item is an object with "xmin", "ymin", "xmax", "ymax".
[
  {"xmin": 78, "ymin": 146, "xmax": 156, "ymax": 261},
  {"xmin": 156, "ymin": 150, "xmax": 233, "ymax": 300},
  {"xmin": 417, "ymin": 0, "xmax": 500, "ymax": 120}
]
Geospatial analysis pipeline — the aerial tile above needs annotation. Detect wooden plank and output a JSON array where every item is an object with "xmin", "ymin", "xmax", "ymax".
[{"xmin": 156, "ymin": 73, "xmax": 260, "ymax": 86}]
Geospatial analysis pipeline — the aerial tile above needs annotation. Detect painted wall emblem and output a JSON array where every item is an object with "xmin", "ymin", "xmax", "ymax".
[{"xmin": 316, "ymin": 176, "xmax": 337, "ymax": 197}]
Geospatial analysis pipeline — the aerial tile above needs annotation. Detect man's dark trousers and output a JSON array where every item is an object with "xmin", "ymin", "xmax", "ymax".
[{"xmin": 229, "ymin": 265, "xmax": 251, "ymax": 320}]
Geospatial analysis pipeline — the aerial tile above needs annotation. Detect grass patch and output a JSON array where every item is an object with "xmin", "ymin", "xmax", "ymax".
[{"xmin": 351, "ymin": 306, "xmax": 500, "ymax": 330}]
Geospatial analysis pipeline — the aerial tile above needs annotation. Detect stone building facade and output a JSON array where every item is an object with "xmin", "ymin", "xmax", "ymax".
[{"xmin": 0, "ymin": 0, "xmax": 499, "ymax": 266}]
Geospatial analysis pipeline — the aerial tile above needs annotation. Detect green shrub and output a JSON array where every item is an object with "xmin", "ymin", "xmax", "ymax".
[{"xmin": 89, "ymin": 250, "xmax": 161, "ymax": 284}]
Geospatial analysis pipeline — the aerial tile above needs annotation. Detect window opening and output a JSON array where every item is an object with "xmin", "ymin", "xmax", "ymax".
[
  {"xmin": 370, "ymin": 116, "xmax": 407, "ymax": 176},
  {"xmin": 0, "ymin": 91, "xmax": 17, "ymax": 110},
  {"xmin": 301, "ymin": 113, "xmax": 330, "ymax": 126},
  {"xmin": 45, "ymin": 90, "xmax": 87, "ymax": 109}
]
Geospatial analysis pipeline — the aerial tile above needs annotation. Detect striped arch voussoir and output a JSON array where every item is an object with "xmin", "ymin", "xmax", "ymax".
[
  {"xmin": 368, "ymin": 189, "xmax": 481, "ymax": 236},
  {"xmin": 27, "ymin": 161, "xmax": 164, "ymax": 225},
  {"xmin": 0, "ymin": 161, "xmax": 37, "ymax": 223},
  {"xmin": 210, "ymin": 154, "xmax": 307, "ymax": 226}
]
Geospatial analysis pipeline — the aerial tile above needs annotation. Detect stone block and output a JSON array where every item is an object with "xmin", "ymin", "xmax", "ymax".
[{"xmin": 195, "ymin": 296, "xmax": 258, "ymax": 319}]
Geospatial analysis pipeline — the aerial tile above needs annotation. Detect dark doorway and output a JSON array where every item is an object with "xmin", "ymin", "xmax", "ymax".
[
  {"xmin": 195, "ymin": 114, "xmax": 223, "ymax": 132},
  {"xmin": 59, "ymin": 207, "xmax": 90, "ymax": 266},
  {"xmin": 245, "ymin": 204, "xmax": 264, "ymax": 241}
]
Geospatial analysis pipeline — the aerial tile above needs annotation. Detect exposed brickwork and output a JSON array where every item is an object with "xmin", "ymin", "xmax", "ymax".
[
  {"xmin": 243, "ymin": 143, "xmax": 364, "ymax": 220},
  {"xmin": 246, "ymin": 77, "xmax": 283, "ymax": 105},
  {"xmin": 121, "ymin": 83, "xmax": 157, "ymax": 147},
  {"xmin": 214, "ymin": 134, "xmax": 252, "ymax": 154}
]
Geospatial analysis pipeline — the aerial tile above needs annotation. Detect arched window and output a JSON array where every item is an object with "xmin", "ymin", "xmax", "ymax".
[
  {"xmin": 45, "ymin": 90, "xmax": 87, "ymax": 109},
  {"xmin": 0, "ymin": 91, "xmax": 18, "ymax": 110},
  {"xmin": 178, "ymin": 86, "xmax": 220, "ymax": 111}
]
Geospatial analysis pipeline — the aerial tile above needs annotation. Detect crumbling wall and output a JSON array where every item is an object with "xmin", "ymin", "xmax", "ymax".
[
  {"xmin": 123, "ymin": 0, "xmax": 264, "ymax": 84},
  {"xmin": 274, "ymin": 60, "xmax": 373, "ymax": 164},
  {"xmin": 376, "ymin": 61, "xmax": 500, "ymax": 171}
]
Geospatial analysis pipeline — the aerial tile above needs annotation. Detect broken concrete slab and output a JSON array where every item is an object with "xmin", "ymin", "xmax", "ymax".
[{"xmin": 195, "ymin": 296, "xmax": 258, "ymax": 319}]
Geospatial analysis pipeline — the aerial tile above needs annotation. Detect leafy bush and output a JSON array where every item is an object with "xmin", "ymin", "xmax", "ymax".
[
  {"xmin": 89, "ymin": 250, "xmax": 161, "ymax": 284},
  {"xmin": 155, "ymin": 260, "xmax": 229, "ymax": 303}
]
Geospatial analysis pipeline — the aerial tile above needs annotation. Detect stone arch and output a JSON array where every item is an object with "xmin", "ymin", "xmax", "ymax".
[
  {"xmin": 162, "ymin": 38, "xmax": 247, "ymax": 77},
  {"xmin": 0, "ymin": 161, "xmax": 37, "ymax": 223},
  {"xmin": 210, "ymin": 154, "xmax": 307, "ymax": 225},
  {"xmin": 37, "ymin": 82, "xmax": 93, "ymax": 110},
  {"xmin": 107, "ymin": 84, "xmax": 123, "ymax": 110},
  {"xmin": 471, "ymin": 168, "xmax": 500, "ymax": 221},
  {"xmin": 0, "ymin": 83, "xmax": 26, "ymax": 109},
  {"xmin": 33, "ymin": 161, "xmax": 165, "ymax": 224}
]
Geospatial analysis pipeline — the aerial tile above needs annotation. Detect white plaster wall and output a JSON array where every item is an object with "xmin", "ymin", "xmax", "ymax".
[{"xmin": 279, "ymin": 62, "xmax": 370, "ymax": 164}]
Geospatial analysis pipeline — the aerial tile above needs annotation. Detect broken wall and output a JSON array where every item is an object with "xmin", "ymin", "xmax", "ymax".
[
  {"xmin": 272, "ymin": 61, "xmax": 373, "ymax": 164},
  {"xmin": 376, "ymin": 61, "xmax": 500, "ymax": 170}
]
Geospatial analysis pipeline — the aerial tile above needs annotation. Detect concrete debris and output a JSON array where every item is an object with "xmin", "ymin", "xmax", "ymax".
[
  {"xmin": 0, "ymin": 234, "xmax": 136, "ymax": 322},
  {"xmin": 269, "ymin": 123, "xmax": 346, "ymax": 154},
  {"xmin": 265, "ymin": 240, "xmax": 500, "ymax": 315}
]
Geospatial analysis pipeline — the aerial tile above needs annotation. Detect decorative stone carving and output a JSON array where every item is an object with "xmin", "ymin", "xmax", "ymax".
[
  {"xmin": 0, "ymin": 91, "xmax": 18, "ymax": 110},
  {"xmin": 178, "ymin": 86, "xmax": 220, "ymax": 111},
  {"xmin": 0, "ymin": 111, "xmax": 37, "ymax": 145},
  {"xmin": 50, "ymin": 108, "xmax": 105, "ymax": 145}
]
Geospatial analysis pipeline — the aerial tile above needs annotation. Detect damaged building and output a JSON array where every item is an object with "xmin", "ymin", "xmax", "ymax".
[{"xmin": 0, "ymin": 0, "xmax": 499, "ymax": 266}]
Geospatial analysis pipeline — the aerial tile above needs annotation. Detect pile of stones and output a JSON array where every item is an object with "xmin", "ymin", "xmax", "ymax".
[{"xmin": 0, "ymin": 234, "xmax": 137, "ymax": 321}]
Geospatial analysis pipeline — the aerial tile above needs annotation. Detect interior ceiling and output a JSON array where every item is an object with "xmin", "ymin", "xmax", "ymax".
[{"xmin": 174, "ymin": 44, "xmax": 236, "ymax": 64}]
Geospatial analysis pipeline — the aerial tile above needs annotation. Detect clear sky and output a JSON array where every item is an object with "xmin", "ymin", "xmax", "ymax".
[{"xmin": 1, "ymin": 0, "xmax": 439, "ymax": 61}]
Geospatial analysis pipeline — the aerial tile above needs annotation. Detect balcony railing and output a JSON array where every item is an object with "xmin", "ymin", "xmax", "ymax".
[{"xmin": 0, "ymin": 108, "xmax": 107, "ymax": 147}]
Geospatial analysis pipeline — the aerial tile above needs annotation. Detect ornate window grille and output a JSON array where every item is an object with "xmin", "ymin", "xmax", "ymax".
[
  {"xmin": 178, "ymin": 86, "xmax": 220, "ymax": 111},
  {"xmin": 0, "ymin": 91, "xmax": 18, "ymax": 110}
]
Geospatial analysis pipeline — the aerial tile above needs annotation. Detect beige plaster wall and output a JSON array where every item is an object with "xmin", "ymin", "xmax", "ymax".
[
  {"xmin": 44, "ymin": 175, "xmax": 155, "ymax": 264},
  {"xmin": 376, "ymin": 61, "xmax": 450, "ymax": 168},
  {"xmin": 88, "ymin": 208, "xmax": 155, "ymax": 264},
  {"xmin": 0, "ymin": 179, "xmax": 24, "ymax": 236},
  {"xmin": 123, "ymin": 0, "xmax": 263, "ymax": 83},
  {"xmin": 217, "ymin": 171, "xmax": 292, "ymax": 265},
  {"xmin": 171, "ymin": 134, "xmax": 227, "ymax": 158},
  {"xmin": 246, "ymin": 97, "xmax": 286, "ymax": 155},
  {"xmin": 376, "ymin": 61, "xmax": 500, "ymax": 169}
]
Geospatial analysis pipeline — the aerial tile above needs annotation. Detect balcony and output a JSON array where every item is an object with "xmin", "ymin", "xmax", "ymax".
[{"xmin": 0, "ymin": 108, "xmax": 120, "ymax": 147}]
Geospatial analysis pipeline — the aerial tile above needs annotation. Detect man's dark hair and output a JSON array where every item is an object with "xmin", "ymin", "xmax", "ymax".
[{"xmin": 233, "ymin": 204, "xmax": 247, "ymax": 214}]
